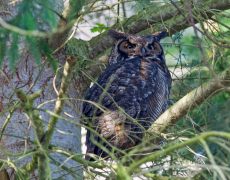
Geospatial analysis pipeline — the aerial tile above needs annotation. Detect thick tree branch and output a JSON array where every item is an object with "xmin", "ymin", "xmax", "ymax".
[
  {"xmin": 148, "ymin": 68, "xmax": 230, "ymax": 134},
  {"xmin": 88, "ymin": 0, "xmax": 230, "ymax": 59}
]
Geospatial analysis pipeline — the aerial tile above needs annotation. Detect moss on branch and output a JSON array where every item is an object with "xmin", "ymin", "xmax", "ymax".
[
  {"xmin": 16, "ymin": 90, "xmax": 51, "ymax": 179},
  {"xmin": 44, "ymin": 56, "xmax": 76, "ymax": 147},
  {"xmin": 16, "ymin": 90, "xmax": 44, "ymax": 140}
]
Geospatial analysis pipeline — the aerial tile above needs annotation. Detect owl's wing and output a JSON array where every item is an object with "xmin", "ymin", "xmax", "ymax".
[{"xmin": 143, "ymin": 64, "xmax": 171, "ymax": 121}]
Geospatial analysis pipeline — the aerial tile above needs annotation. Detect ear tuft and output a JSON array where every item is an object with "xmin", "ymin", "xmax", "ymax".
[
  {"xmin": 153, "ymin": 30, "xmax": 169, "ymax": 41},
  {"xmin": 108, "ymin": 29, "xmax": 128, "ymax": 40}
]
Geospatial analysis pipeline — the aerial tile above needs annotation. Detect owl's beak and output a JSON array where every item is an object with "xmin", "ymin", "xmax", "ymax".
[{"xmin": 141, "ymin": 47, "xmax": 147, "ymax": 56}]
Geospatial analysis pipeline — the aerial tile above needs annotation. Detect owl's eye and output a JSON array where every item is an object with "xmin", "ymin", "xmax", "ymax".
[
  {"xmin": 120, "ymin": 41, "xmax": 136, "ymax": 49},
  {"xmin": 126, "ymin": 42, "xmax": 136, "ymax": 49},
  {"xmin": 147, "ymin": 42, "xmax": 162, "ymax": 55},
  {"xmin": 119, "ymin": 41, "xmax": 136, "ymax": 54}
]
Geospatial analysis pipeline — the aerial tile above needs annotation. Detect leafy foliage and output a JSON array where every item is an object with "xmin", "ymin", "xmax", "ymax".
[
  {"xmin": 0, "ymin": 0, "xmax": 59, "ymax": 69},
  {"xmin": 90, "ymin": 23, "xmax": 109, "ymax": 33}
]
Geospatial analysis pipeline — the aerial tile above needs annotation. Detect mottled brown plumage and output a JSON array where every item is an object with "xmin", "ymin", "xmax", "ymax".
[{"xmin": 82, "ymin": 30, "xmax": 171, "ymax": 160}]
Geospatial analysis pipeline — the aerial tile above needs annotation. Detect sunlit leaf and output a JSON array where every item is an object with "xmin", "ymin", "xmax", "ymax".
[{"xmin": 90, "ymin": 23, "xmax": 109, "ymax": 33}]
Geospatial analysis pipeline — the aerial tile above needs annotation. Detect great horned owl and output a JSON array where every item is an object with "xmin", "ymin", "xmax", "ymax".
[{"xmin": 82, "ymin": 30, "xmax": 171, "ymax": 160}]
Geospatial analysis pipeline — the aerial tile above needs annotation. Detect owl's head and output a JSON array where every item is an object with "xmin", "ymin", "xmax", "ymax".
[{"xmin": 108, "ymin": 30, "xmax": 168, "ymax": 64}]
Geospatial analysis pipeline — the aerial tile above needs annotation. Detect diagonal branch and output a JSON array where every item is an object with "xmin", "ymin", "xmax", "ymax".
[
  {"xmin": 128, "ymin": 131, "xmax": 230, "ymax": 173},
  {"xmin": 148, "ymin": 68, "xmax": 230, "ymax": 134}
]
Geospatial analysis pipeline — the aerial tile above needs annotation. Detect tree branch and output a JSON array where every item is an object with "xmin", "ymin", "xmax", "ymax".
[
  {"xmin": 48, "ymin": 0, "xmax": 86, "ymax": 50},
  {"xmin": 128, "ymin": 131, "xmax": 230, "ymax": 173},
  {"xmin": 16, "ymin": 90, "xmax": 51, "ymax": 179},
  {"xmin": 88, "ymin": 0, "xmax": 230, "ymax": 59},
  {"xmin": 44, "ymin": 56, "xmax": 76, "ymax": 147},
  {"xmin": 148, "ymin": 68, "xmax": 230, "ymax": 134},
  {"xmin": 71, "ymin": 0, "xmax": 230, "ymax": 96}
]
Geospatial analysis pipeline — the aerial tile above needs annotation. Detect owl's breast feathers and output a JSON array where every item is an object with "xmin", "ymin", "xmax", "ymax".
[{"xmin": 82, "ymin": 56, "xmax": 171, "ymax": 157}]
